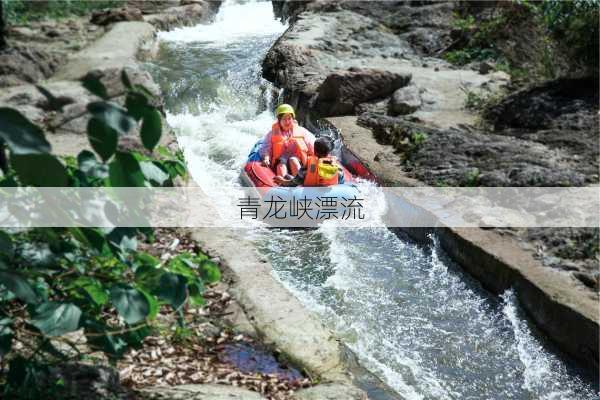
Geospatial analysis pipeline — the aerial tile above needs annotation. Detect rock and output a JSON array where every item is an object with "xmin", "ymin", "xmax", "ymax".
[
  {"xmin": 389, "ymin": 85, "xmax": 422, "ymax": 116},
  {"xmin": 144, "ymin": 4, "xmax": 221, "ymax": 31},
  {"xmin": 354, "ymin": 98, "xmax": 389, "ymax": 115},
  {"xmin": 479, "ymin": 61, "xmax": 495, "ymax": 74},
  {"xmin": 358, "ymin": 114, "xmax": 589, "ymax": 186},
  {"xmin": 484, "ymin": 77, "xmax": 599, "ymax": 131},
  {"xmin": 90, "ymin": 7, "xmax": 144, "ymax": 26},
  {"xmin": 293, "ymin": 383, "xmax": 367, "ymax": 400},
  {"xmin": 314, "ymin": 68, "xmax": 412, "ymax": 117},
  {"xmin": 139, "ymin": 384, "xmax": 263, "ymax": 400},
  {"xmin": 197, "ymin": 322, "xmax": 221, "ymax": 338},
  {"xmin": 39, "ymin": 363, "xmax": 127, "ymax": 399},
  {"xmin": 0, "ymin": 44, "xmax": 61, "ymax": 87}
]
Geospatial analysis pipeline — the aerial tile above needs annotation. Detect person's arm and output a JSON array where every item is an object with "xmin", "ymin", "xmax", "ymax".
[{"xmin": 259, "ymin": 131, "xmax": 273, "ymax": 166}]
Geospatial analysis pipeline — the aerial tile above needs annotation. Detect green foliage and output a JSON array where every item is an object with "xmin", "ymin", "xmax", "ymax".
[
  {"xmin": 539, "ymin": 0, "xmax": 599, "ymax": 73},
  {"xmin": 3, "ymin": 0, "xmax": 126, "ymax": 24},
  {"xmin": 463, "ymin": 168, "xmax": 481, "ymax": 187},
  {"xmin": 0, "ymin": 72, "xmax": 217, "ymax": 397}
]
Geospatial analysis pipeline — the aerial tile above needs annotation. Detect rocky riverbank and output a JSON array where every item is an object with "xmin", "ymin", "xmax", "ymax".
[{"xmin": 262, "ymin": 0, "xmax": 599, "ymax": 372}]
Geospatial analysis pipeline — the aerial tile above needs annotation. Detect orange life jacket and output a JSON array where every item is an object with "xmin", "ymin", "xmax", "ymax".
[
  {"xmin": 303, "ymin": 155, "xmax": 340, "ymax": 187},
  {"xmin": 270, "ymin": 121, "xmax": 309, "ymax": 167}
]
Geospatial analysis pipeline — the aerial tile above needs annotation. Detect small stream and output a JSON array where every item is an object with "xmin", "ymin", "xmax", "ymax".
[{"xmin": 146, "ymin": 1, "xmax": 599, "ymax": 399}]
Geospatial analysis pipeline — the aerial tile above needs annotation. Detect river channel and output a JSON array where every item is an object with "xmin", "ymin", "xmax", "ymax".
[{"xmin": 146, "ymin": 2, "xmax": 598, "ymax": 399}]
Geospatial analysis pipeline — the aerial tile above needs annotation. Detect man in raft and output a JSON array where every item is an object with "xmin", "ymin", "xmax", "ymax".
[
  {"xmin": 274, "ymin": 137, "xmax": 344, "ymax": 187},
  {"xmin": 260, "ymin": 104, "xmax": 315, "ymax": 179}
]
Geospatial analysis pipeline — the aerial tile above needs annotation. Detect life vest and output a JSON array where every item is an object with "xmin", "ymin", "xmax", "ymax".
[
  {"xmin": 303, "ymin": 155, "xmax": 340, "ymax": 187},
  {"xmin": 270, "ymin": 121, "xmax": 309, "ymax": 167}
]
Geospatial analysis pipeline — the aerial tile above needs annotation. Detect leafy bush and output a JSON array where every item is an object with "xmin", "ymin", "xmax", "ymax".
[
  {"xmin": 0, "ymin": 73, "xmax": 218, "ymax": 397},
  {"xmin": 539, "ymin": 0, "xmax": 599, "ymax": 74}
]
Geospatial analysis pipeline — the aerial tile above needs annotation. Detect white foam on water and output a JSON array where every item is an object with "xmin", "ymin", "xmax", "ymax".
[
  {"xmin": 158, "ymin": 1, "xmax": 286, "ymax": 46},
  {"xmin": 501, "ymin": 290, "xmax": 597, "ymax": 400}
]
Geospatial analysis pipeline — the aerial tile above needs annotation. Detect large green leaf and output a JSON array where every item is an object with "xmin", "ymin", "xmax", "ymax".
[
  {"xmin": 108, "ymin": 152, "xmax": 146, "ymax": 187},
  {"xmin": 109, "ymin": 285, "xmax": 150, "ymax": 324},
  {"xmin": 0, "ymin": 108, "xmax": 51, "ymax": 154},
  {"xmin": 0, "ymin": 230, "xmax": 14, "ymax": 259},
  {"xmin": 0, "ymin": 265, "xmax": 39, "ymax": 304},
  {"xmin": 31, "ymin": 302, "xmax": 82, "ymax": 337},
  {"xmin": 125, "ymin": 92, "xmax": 149, "ymax": 121},
  {"xmin": 140, "ymin": 161, "xmax": 169, "ymax": 186},
  {"xmin": 70, "ymin": 227, "xmax": 109, "ymax": 255},
  {"xmin": 82, "ymin": 74, "xmax": 108, "ymax": 99},
  {"xmin": 134, "ymin": 265, "xmax": 163, "ymax": 292},
  {"xmin": 141, "ymin": 109, "xmax": 162, "ymax": 151},
  {"xmin": 87, "ymin": 102, "xmax": 135, "ymax": 136},
  {"xmin": 156, "ymin": 273, "xmax": 187, "ymax": 310},
  {"xmin": 199, "ymin": 260, "xmax": 221, "ymax": 284},
  {"xmin": 72, "ymin": 277, "xmax": 108, "ymax": 306},
  {"xmin": 11, "ymin": 154, "xmax": 68, "ymax": 186},
  {"xmin": 87, "ymin": 118, "xmax": 117, "ymax": 162}
]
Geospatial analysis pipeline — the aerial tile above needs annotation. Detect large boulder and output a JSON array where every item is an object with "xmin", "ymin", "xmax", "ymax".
[
  {"xmin": 314, "ymin": 68, "xmax": 412, "ymax": 117},
  {"xmin": 389, "ymin": 85, "xmax": 422, "ymax": 116},
  {"xmin": 90, "ymin": 7, "xmax": 144, "ymax": 26},
  {"xmin": 484, "ymin": 78, "xmax": 599, "ymax": 131},
  {"xmin": 0, "ymin": 44, "xmax": 61, "ymax": 87}
]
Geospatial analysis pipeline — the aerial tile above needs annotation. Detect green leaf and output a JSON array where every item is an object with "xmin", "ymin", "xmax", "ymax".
[
  {"xmin": 141, "ymin": 109, "xmax": 162, "ymax": 151},
  {"xmin": 188, "ymin": 281, "xmax": 205, "ymax": 306},
  {"xmin": 109, "ymin": 152, "xmax": 146, "ymax": 187},
  {"xmin": 83, "ymin": 318, "xmax": 128, "ymax": 356},
  {"xmin": 72, "ymin": 277, "xmax": 108, "ymax": 306},
  {"xmin": 125, "ymin": 92, "xmax": 149, "ymax": 121},
  {"xmin": 87, "ymin": 102, "xmax": 135, "ymax": 136},
  {"xmin": 11, "ymin": 153, "xmax": 68, "ymax": 187},
  {"xmin": 133, "ymin": 84, "xmax": 156, "ymax": 99},
  {"xmin": 121, "ymin": 70, "xmax": 133, "ymax": 89},
  {"xmin": 0, "ymin": 230, "xmax": 14, "ymax": 259},
  {"xmin": 156, "ymin": 273, "xmax": 188, "ymax": 310},
  {"xmin": 138, "ymin": 288, "xmax": 159, "ymax": 320},
  {"xmin": 87, "ymin": 118, "xmax": 117, "ymax": 162},
  {"xmin": 77, "ymin": 150, "xmax": 109, "ymax": 179},
  {"xmin": 31, "ymin": 302, "xmax": 82, "ymax": 337},
  {"xmin": 0, "ymin": 265, "xmax": 39, "ymax": 304},
  {"xmin": 199, "ymin": 260, "xmax": 221, "ymax": 284},
  {"xmin": 109, "ymin": 285, "xmax": 150, "ymax": 324},
  {"xmin": 0, "ymin": 108, "xmax": 51, "ymax": 154},
  {"xmin": 78, "ymin": 227, "xmax": 109, "ymax": 254},
  {"xmin": 167, "ymin": 255, "xmax": 196, "ymax": 279},
  {"xmin": 134, "ymin": 252, "xmax": 160, "ymax": 268},
  {"xmin": 134, "ymin": 265, "xmax": 163, "ymax": 292},
  {"xmin": 0, "ymin": 317, "xmax": 13, "ymax": 357},
  {"xmin": 82, "ymin": 74, "xmax": 108, "ymax": 99},
  {"xmin": 140, "ymin": 161, "xmax": 169, "ymax": 186}
]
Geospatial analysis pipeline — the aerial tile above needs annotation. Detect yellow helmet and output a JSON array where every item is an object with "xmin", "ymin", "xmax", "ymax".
[{"xmin": 275, "ymin": 104, "xmax": 295, "ymax": 118}]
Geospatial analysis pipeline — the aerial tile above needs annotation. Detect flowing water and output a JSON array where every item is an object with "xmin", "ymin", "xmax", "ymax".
[{"xmin": 147, "ymin": 1, "xmax": 599, "ymax": 399}]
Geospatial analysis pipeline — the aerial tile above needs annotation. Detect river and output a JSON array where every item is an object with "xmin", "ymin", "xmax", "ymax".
[{"xmin": 146, "ymin": 1, "xmax": 598, "ymax": 399}]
